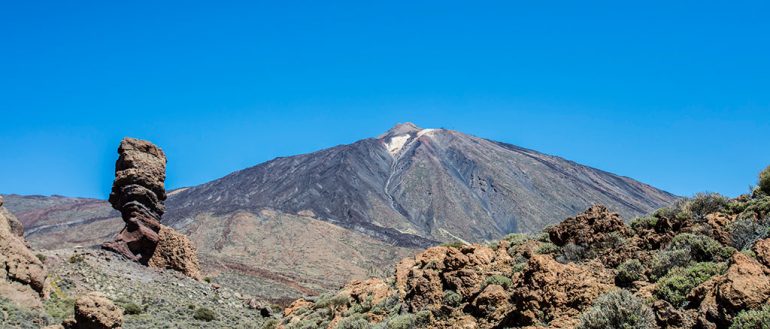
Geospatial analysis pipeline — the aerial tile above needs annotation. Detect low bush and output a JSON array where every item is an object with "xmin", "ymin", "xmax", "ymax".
[
  {"xmin": 739, "ymin": 197, "xmax": 770, "ymax": 220},
  {"xmin": 577, "ymin": 289, "xmax": 655, "ymax": 329},
  {"xmin": 630, "ymin": 216, "xmax": 658, "ymax": 232},
  {"xmin": 669, "ymin": 233, "xmax": 734, "ymax": 262},
  {"xmin": 315, "ymin": 293, "xmax": 350, "ymax": 309},
  {"xmin": 654, "ymin": 262, "xmax": 726, "ymax": 307},
  {"xmin": 759, "ymin": 166, "xmax": 770, "ymax": 195},
  {"xmin": 558, "ymin": 243, "xmax": 593, "ymax": 263},
  {"xmin": 68, "ymin": 254, "xmax": 85, "ymax": 264},
  {"xmin": 730, "ymin": 304, "xmax": 770, "ymax": 329},
  {"xmin": 615, "ymin": 259, "xmax": 645, "ymax": 286},
  {"xmin": 729, "ymin": 218, "xmax": 768, "ymax": 250},
  {"xmin": 335, "ymin": 314, "xmax": 369, "ymax": 329},
  {"xmin": 386, "ymin": 314, "xmax": 414, "ymax": 329},
  {"xmin": 536, "ymin": 242, "xmax": 560, "ymax": 255},
  {"xmin": 483, "ymin": 275, "xmax": 512, "ymax": 290},
  {"xmin": 688, "ymin": 192, "xmax": 728, "ymax": 221},
  {"xmin": 649, "ymin": 249, "xmax": 693, "ymax": 281},
  {"xmin": 193, "ymin": 307, "xmax": 217, "ymax": 322},
  {"xmin": 122, "ymin": 302, "xmax": 143, "ymax": 315},
  {"xmin": 442, "ymin": 290, "xmax": 462, "ymax": 307}
]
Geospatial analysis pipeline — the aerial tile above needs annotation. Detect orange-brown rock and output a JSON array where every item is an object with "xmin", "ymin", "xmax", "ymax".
[
  {"xmin": 704, "ymin": 212, "xmax": 735, "ymax": 245},
  {"xmin": 752, "ymin": 238, "xmax": 770, "ymax": 268},
  {"xmin": 547, "ymin": 205, "xmax": 630, "ymax": 247},
  {"xmin": 283, "ymin": 298, "xmax": 314, "ymax": 317},
  {"xmin": 505, "ymin": 254, "xmax": 614, "ymax": 327},
  {"xmin": 691, "ymin": 252, "xmax": 770, "ymax": 327},
  {"xmin": 103, "ymin": 137, "xmax": 167, "ymax": 263},
  {"xmin": 63, "ymin": 292, "xmax": 123, "ymax": 329},
  {"xmin": 339, "ymin": 278, "xmax": 390, "ymax": 307},
  {"xmin": 472, "ymin": 284, "xmax": 510, "ymax": 321},
  {"xmin": 0, "ymin": 198, "xmax": 47, "ymax": 307},
  {"xmin": 147, "ymin": 225, "xmax": 201, "ymax": 280},
  {"xmin": 0, "ymin": 195, "xmax": 24, "ymax": 237}
]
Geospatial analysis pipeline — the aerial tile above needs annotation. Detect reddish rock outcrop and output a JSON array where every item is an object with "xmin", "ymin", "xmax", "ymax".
[
  {"xmin": 690, "ymin": 252, "xmax": 770, "ymax": 327},
  {"xmin": 506, "ymin": 254, "xmax": 614, "ymax": 328},
  {"xmin": 547, "ymin": 205, "xmax": 630, "ymax": 247},
  {"xmin": 147, "ymin": 225, "xmax": 202, "ymax": 280},
  {"xmin": 103, "ymin": 137, "xmax": 167, "ymax": 263},
  {"xmin": 102, "ymin": 138, "xmax": 201, "ymax": 279},
  {"xmin": 0, "ymin": 196, "xmax": 47, "ymax": 307},
  {"xmin": 63, "ymin": 292, "xmax": 123, "ymax": 329}
]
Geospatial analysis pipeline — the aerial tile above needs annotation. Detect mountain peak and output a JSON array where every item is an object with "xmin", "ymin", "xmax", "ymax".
[{"xmin": 379, "ymin": 122, "xmax": 423, "ymax": 139}]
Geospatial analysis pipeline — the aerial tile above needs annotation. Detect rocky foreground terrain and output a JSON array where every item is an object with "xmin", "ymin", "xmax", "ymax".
[{"xmin": 278, "ymin": 167, "xmax": 770, "ymax": 328}]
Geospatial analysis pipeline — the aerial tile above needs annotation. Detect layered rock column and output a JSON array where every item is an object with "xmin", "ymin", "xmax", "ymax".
[{"xmin": 102, "ymin": 137, "xmax": 168, "ymax": 264}]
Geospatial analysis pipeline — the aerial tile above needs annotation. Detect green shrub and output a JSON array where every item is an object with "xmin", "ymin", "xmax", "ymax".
[
  {"xmin": 0, "ymin": 297, "xmax": 50, "ymax": 329},
  {"xmin": 759, "ymin": 166, "xmax": 770, "ymax": 195},
  {"xmin": 387, "ymin": 313, "xmax": 415, "ymax": 329},
  {"xmin": 442, "ymin": 290, "xmax": 462, "ymax": 307},
  {"xmin": 654, "ymin": 199, "xmax": 692, "ymax": 224},
  {"xmin": 654, "ymin": 262, "xmax": 726, "ymax": 307},
  {"xmin": 577, "ymin": 289, "xmax": 655, "ymax": 329},
  {"xmin": 536, "ymin": 242, "xmax": 560, "ymax": 255},
  {"xmin": 122, "ymin": 302, "xmax": 143, "ymax": 315},
  {"xmin": 35, "ymin": 253, "xmax": 47, "ymax": 262},
  {"xmin": 43, "ymin": 294, "xmax": 75, "ymax": 322},
  {"xmin": 616, "ymin": 259, "xmax": 645, "ymax": 285},
  {"xmin": 630, "ymin": 216, "xmax": 658, "ymax": 232},
  {"xmin": 203, "ymin": 276, "xmax": 212, "ymax": 283},
  {"xmin": 688, "ymin": 192, "xmax": 728, "ymax": 221},
  {"xmin": 729, "ymin": 218, "xmax": 768, "ymax": 250},
  {"xmin": 730, "ymin": 304, "xmax": 770, "ymax": 328},
  {"xmin": 335, "ymin": 314, "xmax": 370, "ymax": 329},
  {"xmin": 483, "ymin": 275, "xmax": 513, "ymax": 290},
  {"xmin": 739, "ymin": 196, "xmax": 770, "ymax": 220},
  {"xmin": 193, "ymin": 307, "xmax": 217, "ymax": 322},
  {"xmin": 669, "ymin": 233, "xmax": 734, "ymax": 262},
  {"xmin": 316, "ymin": 293, "xmax": 350, "ymax": 309},
  {"xmin": 68, "ymin": 254, "xmax": 85, "ymax": 264},
  {"xmin": 558, "ymin": 243, "xmax": 593, "ymax": 263},
  {"xmin": 261, "ymin": 319, "xmax": 280, "ymax": 329},
  {"xmin": 504, "ymin": 233, "xmax": 530, "ymax": 245},
  {"xmin": 414, "ymin": 310, "xmax": 432, "ymax": 326},
  {"xmin": 650, "ymin": 249, "xmax": 693, "ymax": 280}
]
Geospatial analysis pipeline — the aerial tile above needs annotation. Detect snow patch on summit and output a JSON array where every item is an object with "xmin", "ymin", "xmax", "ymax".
[{"xmin": 386, "ymin": 135, "xmax": 411, "ymax": 155}]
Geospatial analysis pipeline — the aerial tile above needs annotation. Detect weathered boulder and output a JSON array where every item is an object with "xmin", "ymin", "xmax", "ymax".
[
  {"xmin": 0, "ymin": 197, "xmax": 47, "ymax": 307},
  {"xmin": 505, "ymin": 254, "xmax": 614, "ymax": 327},
  {"xmin": 752, "ymin": 237, "xmax": 770, "ymax": 268},
  {"xmin": 147, "ymin": 225, "xmax": 202, "ymax": 280},
  {"xmin": 690, "ymin": 252, "xmax": 770, "ymax": 327},
  {"xmin": 63, "ymin": 292, "xmax": 123, "ymax": 329},
  {"xmin": 0, "ymin": 195, "xmax": 24, "ymax": 237},
  {"xmin": 103, "ymin": 137, "xmax": 167, "ymax": 263},
  {"xmin": 547, "ymin": 205, "xmax": 630, "ymax": 247}
]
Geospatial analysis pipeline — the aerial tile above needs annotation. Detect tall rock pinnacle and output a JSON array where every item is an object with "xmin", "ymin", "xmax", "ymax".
[{"xmin": 102, "ymin": 137, "xmax": 168, "ymax": 263}]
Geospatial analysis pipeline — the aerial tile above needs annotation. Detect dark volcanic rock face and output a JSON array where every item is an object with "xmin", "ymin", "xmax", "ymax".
[
  {"xmin": 103, "ymin": 137, "xmax": 168, "ymax": 263},
  {"xmin": 166, "ymin": 123, "xmax": 678, "ymax": 247}
]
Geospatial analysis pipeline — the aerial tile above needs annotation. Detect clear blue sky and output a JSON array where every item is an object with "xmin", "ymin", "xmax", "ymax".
[{"xmin": 1, "ymin": 1, "xmax": 769, "ymax": 199}]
